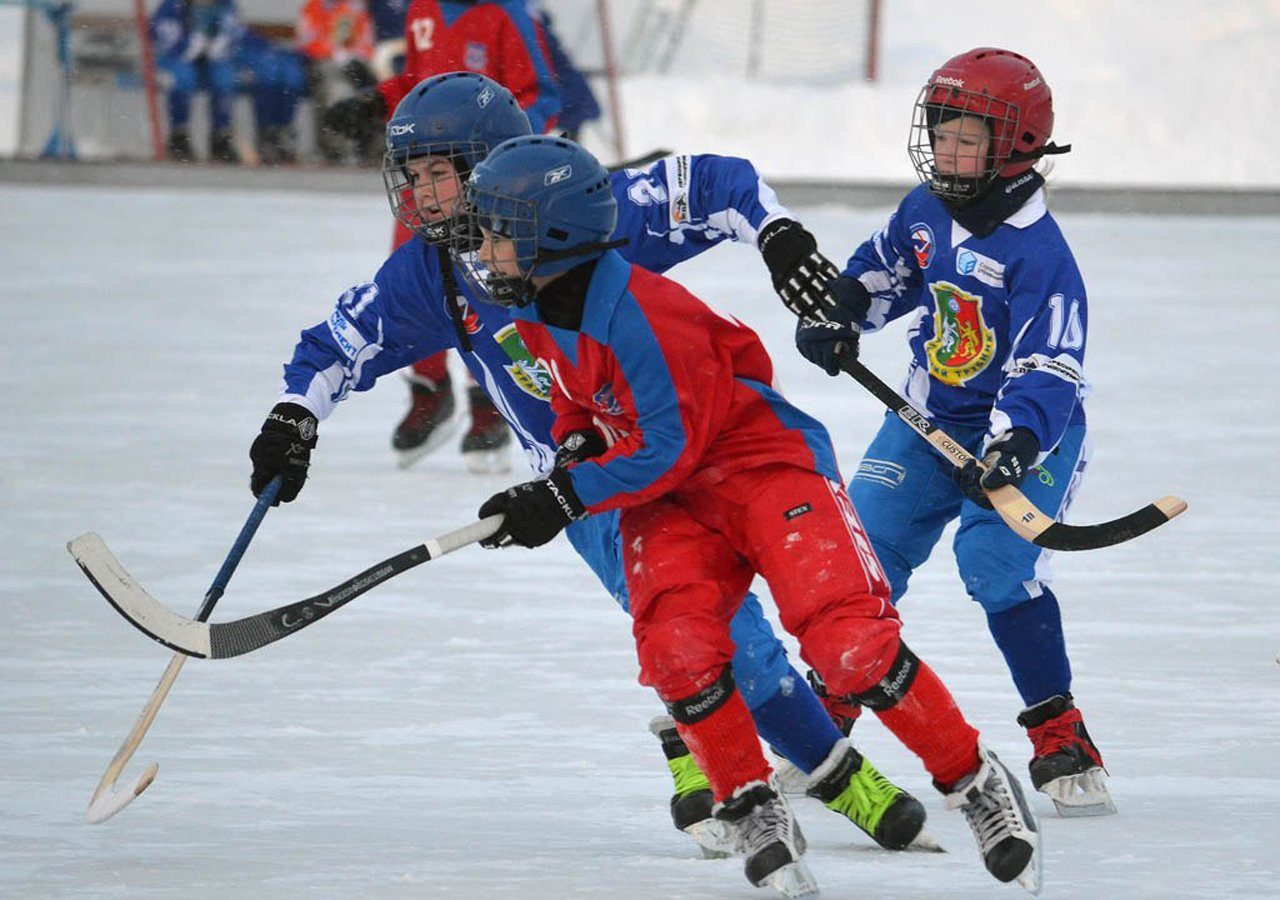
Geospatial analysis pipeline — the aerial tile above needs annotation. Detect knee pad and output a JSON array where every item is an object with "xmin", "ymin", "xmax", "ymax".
[
  {"xmin": 666, "ymin": 666, "xmax": 736, "ymax": 725},
  {"xmin": 845, "ymin": 642, "xmax": 920, "ymax": 711}
]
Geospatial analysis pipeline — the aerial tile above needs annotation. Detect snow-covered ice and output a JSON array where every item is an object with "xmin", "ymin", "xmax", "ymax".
[{"xmin": 2, "ymin": 184, "xmax": 1277, "ymax": 898}]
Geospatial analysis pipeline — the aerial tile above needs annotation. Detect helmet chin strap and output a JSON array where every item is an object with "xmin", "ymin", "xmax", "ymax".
[
  {"xmin": 485, "ymin": 237, "xmax": 632, "ymax": 308},
  {"xmin": 1005, "ymin": 141, "xmax": 1072, "ymax": 166}
]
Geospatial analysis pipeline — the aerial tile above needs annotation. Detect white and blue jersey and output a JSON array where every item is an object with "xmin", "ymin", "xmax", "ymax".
[
  {"xmin": 278, "ymin": 154, "xmax": 790, "ymax": 474},
  {"xmin": 847, "ymin": 183, "xmax": 1088, "ymax": 457}
]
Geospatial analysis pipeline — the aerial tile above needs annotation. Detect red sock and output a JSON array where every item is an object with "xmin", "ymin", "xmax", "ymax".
[
  {"xmin": 874, "ymin": 659, "xmax": 981, "ymax": 788},
  {"xmin": 674, "ymin": 690, "xmax": 771, "ymax": 802},
  {"xmin": 410, "ymin": 352, "xmax": 448, "ymax": 384}
]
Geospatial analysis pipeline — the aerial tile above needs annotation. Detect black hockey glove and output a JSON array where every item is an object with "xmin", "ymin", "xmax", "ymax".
[
  {"xmin": 554, "ymin": 428, "xmax": 608, "ymax": 468},
  {"xmin": 795, "ymin": 307, "xmax": 860, "ymax": 376},
  {"xmin": 321, "ymin": 92, "xmax": 386, "ymax": 141},
  {"xmin": 249, "ymin": 402, "xmax": 318, "ymax": 505},
  {"xmin": 758, "ymin": 218, "xmax": 841, "ymax": 319},
  {"xmin": 478, "ymin": 468, "xmax": 586, "ymax": 549},
  {"xmin": 954, "ymin": 427, "xmax": 1041, "ymax": 509}
]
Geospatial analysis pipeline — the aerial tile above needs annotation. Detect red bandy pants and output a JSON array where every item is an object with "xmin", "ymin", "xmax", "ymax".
[{"xmin": 622, "ymin": 463, "xmax": 979, "ymax": 796}]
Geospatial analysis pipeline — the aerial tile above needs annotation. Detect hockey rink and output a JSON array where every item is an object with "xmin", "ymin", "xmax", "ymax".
[{"xmin": 2, "ymin": 183, "xmax": 1277, "ymax": 898}]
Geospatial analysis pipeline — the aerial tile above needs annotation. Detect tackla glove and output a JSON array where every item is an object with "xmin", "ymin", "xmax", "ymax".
[
  {"xmin": 479, "ymin": 468, "xmax": 586, "ymax": 549},
  {"xmin": 955, "ymin": 427, "xmax": 1041, "ymax": 509},
  {"xmin": 250, "ymin": 402, "xmax": 318, "ymax": 504},
  {"xmin": 758, "ymin": 218, "xmax": 841, "ymax": 319}
]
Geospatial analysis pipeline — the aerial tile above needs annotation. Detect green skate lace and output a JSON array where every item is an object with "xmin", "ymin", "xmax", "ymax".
[
  {"xmin": 825, "ymin": 757, "xmax": 902, "ymax": 836},
  {"xmin": 667, "ymin": 753, "xmax": 712, "ymax": 798}
]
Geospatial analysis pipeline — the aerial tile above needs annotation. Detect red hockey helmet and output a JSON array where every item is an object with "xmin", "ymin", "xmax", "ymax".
[{"xmin": 908, "ymin": 47, "xmax": 1067, "ymax": 203}]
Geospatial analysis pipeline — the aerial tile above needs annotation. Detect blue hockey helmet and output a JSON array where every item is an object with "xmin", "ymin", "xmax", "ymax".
[
  {"xmin": 457, "ymin": 135, "xmax": 617, "ymax": 307},
  {"xmin": 383, "ymin": 72, "xmax": 532, "ymax": 244}
]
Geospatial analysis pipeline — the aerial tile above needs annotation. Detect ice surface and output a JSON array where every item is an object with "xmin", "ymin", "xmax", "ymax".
[{"xmin": 2, "ymin": 184, "xmax": 1278, "ymax": 898}]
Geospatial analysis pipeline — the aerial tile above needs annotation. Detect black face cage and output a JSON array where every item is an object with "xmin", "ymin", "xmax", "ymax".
[
  {"xmin": 382, "ymin": 141, "xmax": 485, "ymax": 245},
  {"xmin": 450, "ymin": 185, "xmax": 542, "ymax": 308},
  {"xmin": 907, "ymin": 84, "xmax": 1020, "ymax": 203}
]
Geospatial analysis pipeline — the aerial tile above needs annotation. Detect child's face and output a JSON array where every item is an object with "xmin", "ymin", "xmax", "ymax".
[
  {"xmin": 478, "ymin": 229, "xmax": 522, "ymax": 279},
  {"xmin": 932, "ymin": 115, "xmax": 991, "ymax": 178},
  {"xmin": 406, "ymin": 156, "xmax": 464, "ymax": 223}
]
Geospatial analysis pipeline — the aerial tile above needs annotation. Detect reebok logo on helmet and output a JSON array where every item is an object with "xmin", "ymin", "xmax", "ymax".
[{"xmin": 544, "ymin": 164, "xmax": 572, "ymax": 186}]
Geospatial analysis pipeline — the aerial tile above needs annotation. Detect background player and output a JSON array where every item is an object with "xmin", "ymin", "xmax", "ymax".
[
  {"xmin": 795, "ymin": 47, "xmax": 1112, "ymax": 818},
  {"xmin": 322, "ymin": 0, "xmax": 563, "ymax": 470}
]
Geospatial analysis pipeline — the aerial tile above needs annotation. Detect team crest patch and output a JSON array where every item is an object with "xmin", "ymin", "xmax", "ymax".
[
  {"xmin": 909, "ymin": 222, "xmax": 935, "ymax": 269},
  {"xmin": 493, "ymin": 323, "xmax": 552, "ymax": 400},
  {"xmin": 925, "ymin": 281, "xmax": 995, "ymax": 386},
  {"xmin": 457, "ymin": 298, "xmax": 482, "ymax": 335},
  {"xmin": 592, "ymin": 382, "xmax": 624, "ymax": 416},
  {"xmin": 464, "ymin": 42, "xmax": 488, "ymax": 71}
]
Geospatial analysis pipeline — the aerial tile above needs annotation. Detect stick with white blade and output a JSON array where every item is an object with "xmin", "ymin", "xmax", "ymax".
[
  {"xmin": 71, "ymin": 515, "xmax": 503, "ymax": 661},
  {"xmin": 83, "ymin": 477, "xmax": 281, "ymax": 823},
  {"xmin": 842, "ymin": 358, "xmax": 1186, "ymax": 551}
]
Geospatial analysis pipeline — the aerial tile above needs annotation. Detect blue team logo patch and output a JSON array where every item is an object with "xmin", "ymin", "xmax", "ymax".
[
  {"xmin": 464, "ymin": 42, "xmax": 488, "ymax": 71},
  {"xmin": 957, "ymin": 250, "xmax": 978, "ymax": 275},
  {"xmin": 910, "ymin": 222, "xmax": 935, "ymax": 269},
  {"xmin": 592, "ymin": 382, "xmax": 623, "ymax": 416}
]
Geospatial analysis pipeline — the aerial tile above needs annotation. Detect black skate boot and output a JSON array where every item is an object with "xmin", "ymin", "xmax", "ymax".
[
  {"xmin": 166, "ymin": 128, "xmax": 194, "ymax": 163},
  {"xmin": 460, "ymin": 386, "xmax": 511, "ymax": 473},
  {"xmin": 209, "ymin": 129, "xmax": 240, "ymax": 164},
  {"xmin": 392, "ymin": 376, "xmax": 457, "ymax": 468},
  {"xmin": 940, "ymin": 743, "xmax": 1042, "ymax": 893},
  {"xmin": 715, "ymin": 780, "xmax": 818, "ymax": 898},
  {"xmin": 1019, "ymin": 692, "xmax": 1115, "ymax": 817},
  {"xmin": 258, "ymin": 126, "xmax": 297, "ymax": 166},
  {"xmin": 806, "ymin": 739, "xmax": 938, "ymax": 851},
  {"xmin": 648, "ymin": 716, "xmax": 734, "ymax": 859}
]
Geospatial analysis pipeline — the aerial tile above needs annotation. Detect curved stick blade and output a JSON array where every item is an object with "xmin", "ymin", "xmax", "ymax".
[
  {"xmin": 86, "ymin": 762, "xmax": 159, "ymax": 824},
  {"xmin": 69, "ymin": 533, "xmax": 213, "ymax": 658}
]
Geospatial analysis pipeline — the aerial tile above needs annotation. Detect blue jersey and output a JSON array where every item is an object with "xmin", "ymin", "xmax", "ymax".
[
  {"xmin": 277, "ymin": 154, "xmax": 791, "ymax": 472},
  {"xmin": 846, "ymin": 183, "xmax": 1088, "ymax": 455}
]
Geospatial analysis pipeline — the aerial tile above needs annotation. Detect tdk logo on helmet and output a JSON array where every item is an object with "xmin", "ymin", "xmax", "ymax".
[
  {"xmin": 935, "ymin": 75, "xmax": 965, "ymax": 87},
  {"xmin": 544, "ymin": 164, "xmax": 572, "ymax": 186},
  {"xmin": 476, "ymin": 85, "xmax": 494, "ymax": 108},
  {"xmin": 389, "ymin": 122, "xmax": 415, "ymax": 137},
  {"xmin": 1023, "ymin": 77, "xmax": 1042, "ymax": 90}
]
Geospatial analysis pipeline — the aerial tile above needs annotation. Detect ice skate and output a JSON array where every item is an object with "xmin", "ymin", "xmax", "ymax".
[
  {"xmin": 166, "ymin": 128, "xmax": 194, "ymax": 163},
  {"xmin": 461, "ymin": 386, "xmax": 512, "ymax": 473},
  {"xmin": 210, "ymin": 129, "xmax": 240, "ymax": 164},
  {"xmin": 942, "ymin": 743, "xmax": 1042, "ymax": 894},
  {"xmin": 1019, "ymin": 694, "xmax": 1116, "ymax": 818},
  {"xmin": 648, "ymin": 716, "xmax": 735, "ymax": 858},
  {"xmin": 392, "ymin": 376, "xmax": 458, "ymax": 468},
  {"xmin": 715, "ymin": 780, "xmax": 819, "ymax": 898},
  {"xmin": 806, "ymin": 739, "xmax": 941, "ymax": 852}
]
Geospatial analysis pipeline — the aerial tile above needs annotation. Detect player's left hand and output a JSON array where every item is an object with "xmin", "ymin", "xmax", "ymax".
[
  {"xmin": 478, "ymin": 468, "xmax": 586, "ymax": 548},
  {"xmin": 554, "ymin": 428, "xmax": 608, "ymax": 468},
  {"xmin": 758, "ymin": 218, "xmax": 841, "ymax": 318},
  {"xmin": 955, "ymin": 427, "xmax": 1041, "ymax": 508}
]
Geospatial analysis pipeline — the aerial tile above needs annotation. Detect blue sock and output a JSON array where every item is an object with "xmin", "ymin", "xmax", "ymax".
[
  {"xmin": 748, "ymin": 666, "xmax": 844, "ymax": 774},
  {"xmin": 986, "ymin": 587, "xmax": 1072, "ymax": 706}
]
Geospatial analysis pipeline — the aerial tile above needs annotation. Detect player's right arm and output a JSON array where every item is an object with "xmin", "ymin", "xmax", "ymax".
[
  {"xmin": 837, "ymin": 202, "xmax": 927, "ymax": 334},
  {"xmin": 278, "ymin": 244, "xmax": 454, "ymax": 420},
  {"xmin": 251, "ymin": 244, "xmax": 454, "ymax": 502}
]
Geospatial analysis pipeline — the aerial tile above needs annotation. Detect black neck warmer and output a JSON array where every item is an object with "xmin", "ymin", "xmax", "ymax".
[
  {"xmin": 534, "ymin": 258, "xmax": 598, "ymax": 331},
  {"xmin": 944, "ymin": 170, "xmax": 1045, "ymax": 238}
]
